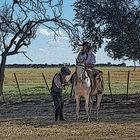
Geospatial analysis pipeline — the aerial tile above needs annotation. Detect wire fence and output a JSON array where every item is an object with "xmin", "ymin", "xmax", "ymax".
[{"xmin": 1, "ymin": 67, "xmax": 140, "ymax": 102}]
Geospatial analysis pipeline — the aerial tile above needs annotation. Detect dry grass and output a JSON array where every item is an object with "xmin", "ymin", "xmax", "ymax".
[
  {"xmin": 0, "ymin": 119, "xmax": 140, "ymax": 140},
  {"xmin": 2, "ymin": 66, "xmax": 140, "ymax": 102}
]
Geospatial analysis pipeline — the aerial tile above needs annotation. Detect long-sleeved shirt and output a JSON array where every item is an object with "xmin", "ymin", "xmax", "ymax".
[{"xmin": 77, "ymin": 50, "xmax": 96, "ymax": 65}]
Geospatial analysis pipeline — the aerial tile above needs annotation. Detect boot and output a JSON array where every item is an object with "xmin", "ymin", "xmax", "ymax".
[
  {"xmin": 55, "ymin": 108, "xmax": 59, "ymax": 121},
  {"xmin": 59, "ymin": 105, "xmax": 65, "ymax": 121},
  {"xmin": 60, "ymin": 114, "xmax": 65, "ymax": 121}
]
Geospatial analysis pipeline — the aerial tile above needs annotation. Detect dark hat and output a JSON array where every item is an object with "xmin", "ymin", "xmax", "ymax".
[
  {"xmin": 79, "ymin": 41, "xmax": 91, "ymax": 48},
  {"xmin": 61, "ymin": 66, "xmax": 71, "ymax": 75}
]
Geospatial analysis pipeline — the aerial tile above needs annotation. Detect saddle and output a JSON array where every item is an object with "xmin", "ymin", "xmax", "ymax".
[
  {"xmin": 82, "ymin": 67, "xmax": 104, "ymax": 94},
  {"xmin": 69, "ymin": 67, "xmax": 104, "ymax": 95}
]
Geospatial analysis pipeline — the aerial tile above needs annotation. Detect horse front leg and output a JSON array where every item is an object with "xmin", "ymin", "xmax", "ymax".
[
  {"xmin": 96, "ymin": 93, "xmax": 103, "ymax": 120},
  {"xmin": 85, "ymin": 95, "xmax": 90, "ymax": 122},
  {"xmin": 89, "ymin": 94, "xmax": 93, "ymax": 114},
  {"xmin": 75, "ymin": 95, "xmax": 80, "ymax": 122}
]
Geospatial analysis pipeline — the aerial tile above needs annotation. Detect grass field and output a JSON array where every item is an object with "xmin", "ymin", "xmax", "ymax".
[
  {"xmin": 2, "ymin": 66, "xmax": 140, "ymax": 102},
  {"xmin": 0, "ymin": 66, "xmax": 140, "ymax": 140}
]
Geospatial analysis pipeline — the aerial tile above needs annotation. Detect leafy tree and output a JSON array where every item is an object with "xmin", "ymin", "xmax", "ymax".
[
  {"xmin": 0, "ymin": 0, "xmax": 79, "ymax": 95},
  {"xmin": 74, "ymin": 0, "xmax": 140, "ymax": 61}
]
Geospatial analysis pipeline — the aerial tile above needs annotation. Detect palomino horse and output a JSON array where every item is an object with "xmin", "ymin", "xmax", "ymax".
[{"xmin": 72, "ymin": 63, "xmax": 103, "ymax": 121}]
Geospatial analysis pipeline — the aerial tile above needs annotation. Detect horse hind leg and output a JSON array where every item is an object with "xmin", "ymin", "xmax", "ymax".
[
  {"xmin": 96, "ymin": 93, "xmax": 102, "ymax": 120},
  {"xmin": 89, "ymin": 94, "xmax": 93, "ymax": 114}
]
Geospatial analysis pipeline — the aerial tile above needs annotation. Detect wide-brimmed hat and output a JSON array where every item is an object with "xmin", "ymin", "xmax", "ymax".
[
  {"xmin": 79, "ymin": 41, "xmax": 91, "ymax": 48},
  {"xmin": 61, "ymin": 66, "xmax": 71, "ymax": 75}
]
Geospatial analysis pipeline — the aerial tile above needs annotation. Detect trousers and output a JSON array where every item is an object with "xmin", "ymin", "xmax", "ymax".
[{"xmin": 51, "ymin": 92, "xmax": 64, "ymax": 121}]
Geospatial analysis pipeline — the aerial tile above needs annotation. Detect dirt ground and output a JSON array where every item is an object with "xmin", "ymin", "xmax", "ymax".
[
  {"xmin": 0, "ymin": 95, "xmax": 140, "ymax": 123},
  {"xmin": 0, "ymin": 96, "xmax": 140, "ymax": 140}
]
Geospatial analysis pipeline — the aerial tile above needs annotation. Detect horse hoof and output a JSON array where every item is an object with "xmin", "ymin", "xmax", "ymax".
[{"xmin": 87, "ymin": 118, "xmax": 90, "ymax": 122}]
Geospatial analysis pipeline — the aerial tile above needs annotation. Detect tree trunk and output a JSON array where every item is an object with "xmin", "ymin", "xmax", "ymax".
[{"xmin": 0, "ymin": 54, "xmax": 7, "ymax": 95}]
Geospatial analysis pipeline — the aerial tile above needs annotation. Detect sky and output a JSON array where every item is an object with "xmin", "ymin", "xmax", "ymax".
[{"xmin": 1, "ymin": 0, "xmax": 140, "ymax": 66}]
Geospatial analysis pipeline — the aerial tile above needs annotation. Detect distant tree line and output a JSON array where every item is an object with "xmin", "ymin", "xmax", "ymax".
[{"xmin": 5, "ymin": 62, "xmax": 127, "ymax": 68}]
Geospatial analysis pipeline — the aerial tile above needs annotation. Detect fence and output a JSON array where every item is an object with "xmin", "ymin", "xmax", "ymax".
[
  {"xmin": 1, "ymin": 67, "xmax": 140, "ymax": 102},
  {"xmin": 105, "ymin": 70, "xmax": 140, "ymax": 101}
]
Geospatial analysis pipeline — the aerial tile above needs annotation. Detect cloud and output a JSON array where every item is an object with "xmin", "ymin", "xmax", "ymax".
[
  {"xmin": 48, "ymin": 36, "xmax": 69, "ymax": 47},
  {"xmin": 36, "ymin": 28, "xmax": 52, "ymax": 37},
  {"xmin": 36, "ymin": 28, "xmax": 69, "ymax": 47},
  {"xmin": 37, "ymin": 28, "xmax": 64, "ymax": 37},
  {"xmin": 39, "ymin": 48, "xmax": 45, "ymax": 51}
]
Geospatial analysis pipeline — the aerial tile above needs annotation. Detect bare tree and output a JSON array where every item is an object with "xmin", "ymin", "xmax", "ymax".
[{"xmin": 0, "ymin": 0, "xmax": 79, "ymax": 95}]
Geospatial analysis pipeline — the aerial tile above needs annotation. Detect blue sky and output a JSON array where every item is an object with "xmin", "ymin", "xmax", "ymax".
[{"xmin": 1, "ymin": 0, "xmax": 140, "ymax": 66}]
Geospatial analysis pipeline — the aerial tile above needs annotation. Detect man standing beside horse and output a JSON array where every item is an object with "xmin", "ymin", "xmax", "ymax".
[{"xmin": 50, "ymin": 66, "xmax": 71, "ymax": 121}]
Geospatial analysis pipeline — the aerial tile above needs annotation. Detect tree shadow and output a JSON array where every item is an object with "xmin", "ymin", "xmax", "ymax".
[{"xmin": 0, "ymin": 94, "xmax": 140, "ymax": 128}]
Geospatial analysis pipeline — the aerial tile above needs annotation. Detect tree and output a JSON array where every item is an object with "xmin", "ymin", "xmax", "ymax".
[
  {"xmin": 0, "ymin": 0, "xmax": 79, "ymax": 95},
  {"xmin": 74, "ymin": 0, "xmax": 140, "ymax": 61}
]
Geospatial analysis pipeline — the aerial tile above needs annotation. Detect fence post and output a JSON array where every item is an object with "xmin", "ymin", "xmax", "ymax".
[
  {"xmin": 108, "ymin": 71, "xmax": 113, "ymax": 101},
  {"xmin": 42, "ymin": 73, "xmax": 51, "ymax": 93},
  {"xmin": 13, "ymin": 73, "xmax": 23, "ymax": 102},
  {"xmin": 126, "ymin": 71, "xmax": 130, "ymax": 98},
  {"xmin": 1, "ymin": 92, "xmax": 5, "ymax": 102}
]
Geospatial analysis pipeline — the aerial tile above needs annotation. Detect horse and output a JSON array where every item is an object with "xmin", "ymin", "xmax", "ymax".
[
  {"xmin": 89, "ymin": 68, "xmax": 104, "ymax": 120},
  {"xmin": 72, "ymin": 63, "xmax": 103, "ymax": 121}
]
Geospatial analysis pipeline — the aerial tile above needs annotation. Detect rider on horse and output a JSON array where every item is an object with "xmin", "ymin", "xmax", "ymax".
[{"xmin": 70, "ymin": 41, "xmax": 104, "ymax": 94}]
